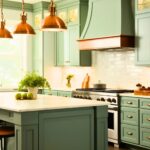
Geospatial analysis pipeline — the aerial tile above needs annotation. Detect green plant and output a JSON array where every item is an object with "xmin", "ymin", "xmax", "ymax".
[
  {"xmin": 18, "ymin": 72, "xmax": 50, "ymax": 91},
  {"xmin": 66, "ymin": 74, "xmax": 74, "ymax": 88}
]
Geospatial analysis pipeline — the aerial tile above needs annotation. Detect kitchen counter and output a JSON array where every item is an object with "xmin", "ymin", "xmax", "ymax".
[
  {"xmin": 0, "ymin": 92, "xmax": 108, "ymax": 112},
  {"xmin": 0, "ymin": 92, "xmax": 108, "ymax": 150},
  {"xmin": 120, "ymin": 93, "xmax": 150, "ymax": 98}
]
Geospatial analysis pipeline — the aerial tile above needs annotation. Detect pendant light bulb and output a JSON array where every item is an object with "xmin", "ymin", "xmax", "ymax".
[
  {"xmin": 0, "ymin": 0, "xmax": 12, "ymax": 38},
  {"xmin": 41, "ymin": 0, "xmax": 67, "ymax": 32},
  {"xmin": 14, "ymin": 0, "xmax": 35, "ymax": 35}
]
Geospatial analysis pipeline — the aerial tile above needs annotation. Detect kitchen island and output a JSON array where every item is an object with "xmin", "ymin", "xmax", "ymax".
[{"xmin": 0, "ymin": 92, "xmax": 108, "ymax": 150}]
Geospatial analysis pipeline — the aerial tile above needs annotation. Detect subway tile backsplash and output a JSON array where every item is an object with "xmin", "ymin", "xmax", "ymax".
[
  {"xmin": 92, "ymin": 50, "xmax": 150, "ymax": 89},
  {"xmin": 46, "ymin": 50, "xmax": 150, "ymax": 90}
]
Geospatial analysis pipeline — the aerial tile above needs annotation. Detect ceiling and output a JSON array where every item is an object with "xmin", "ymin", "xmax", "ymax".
[{"xmin": 8, "ymin": 0, "xmax": 51, "ymax": 4}]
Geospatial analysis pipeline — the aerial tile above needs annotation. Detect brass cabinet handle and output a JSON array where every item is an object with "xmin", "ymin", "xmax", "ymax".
[
  {"xmin": 127, "ymin": 115, "xmax": 133, "ymax": 118},
  {"xmin": 65, "ymin": 61, "xmax": 70, "ymax": 63},
  {"xmin": 127, "ymin": 132, "xmax": 133, "ymax": 135},
  {"xmin": 147, "ymin": 104, "xmax": 150, "ymax": 107},
  {"xmin": 147, "ymin": 118, "xmax": 150, "ymax": 121},
  {"xmin": 146, "ymin": 136, "xmax": 150, "ymax": 140},
  {"xmin": 127, "ymin": 101, "xmax": 133, "ymax": 104}
]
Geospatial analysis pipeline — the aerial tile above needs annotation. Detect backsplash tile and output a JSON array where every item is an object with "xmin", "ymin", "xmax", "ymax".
[
  {"xmin": 93, "ymin": 50, "xmax": 150, "ymax": 89},
  {"xmin": 45, "ymin": 50, "xmax": 150, "ymax": 90}
]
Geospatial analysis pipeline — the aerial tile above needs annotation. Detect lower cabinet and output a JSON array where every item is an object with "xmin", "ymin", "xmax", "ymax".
[
  {"xmin": 120, "ymin": 96, "xmax": 150, "ymax": 149},
  {"xmin": 140, "ymin": 128, "xmax": 150, "ymax": 147},
  {"xmin": 43, "ymin": 90, "xmax": 72, "ymax": 97},
  {"xmin": 121, "ymin": 124, "xmax": 139, "ymax": 144}
]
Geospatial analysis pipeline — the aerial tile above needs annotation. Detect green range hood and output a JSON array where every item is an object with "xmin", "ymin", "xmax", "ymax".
[{"xmin": 78, "ymin": 0, "xmax": 135, "ymax": 50}]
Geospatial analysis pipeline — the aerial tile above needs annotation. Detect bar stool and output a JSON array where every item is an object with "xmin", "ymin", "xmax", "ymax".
[{"xmin": 0, "ymin": 126, "xmax": 14, "ymax": 150}]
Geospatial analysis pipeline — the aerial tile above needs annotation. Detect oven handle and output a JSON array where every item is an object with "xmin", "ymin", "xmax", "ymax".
[{"xmin": 108, "ymin": 106, "xmax": 118, "ymax": 111}]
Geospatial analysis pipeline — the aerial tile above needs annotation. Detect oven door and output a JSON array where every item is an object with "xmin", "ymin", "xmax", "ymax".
[{"xmin": 108, "ymin": 106, "xmax": 118, "ymax": 143}]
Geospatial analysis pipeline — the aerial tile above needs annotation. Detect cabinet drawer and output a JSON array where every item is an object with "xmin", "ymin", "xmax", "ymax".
[
  {"xmin": 0, "ymin": 109, "xmax": 15, "ymax": 123},
  {"xmin": 121, "ymin": 124, "xmax": 139, "ymax": 144},
  {"xmin": 140, "ymin": 98, "xmax": 150, "ymax": 109},
  {"xmin": 49, "ymin": 90, "xmax": 58, "ymax": 96},
  {"xmin": 140, "ymin": 128, "xmax": 150, "ymax": 148},
  {"xmin": 121, "ymin": 97, "xmax": 139, "ymax": 108},
  {"xmin": 121, "ymin": 107, "xmax": 139, "ymax": 125},
  {"xmin": 140, "ymin": 109, "xmax": 150, "ymax": 128}
]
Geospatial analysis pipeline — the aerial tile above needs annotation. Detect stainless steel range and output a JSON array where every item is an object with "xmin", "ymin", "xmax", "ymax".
[{"xmin": 72, "ymin": 88, "xmax": 133, "ymax": 147}]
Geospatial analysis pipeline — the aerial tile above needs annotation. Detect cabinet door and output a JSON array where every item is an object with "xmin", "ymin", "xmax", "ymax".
[
  {"xmin": 33, "ymin": 30, "xmax": 43, "ymax": 75},
  {"xmin": 57, "ymin": 8, "xmax": 68, "ymax": 25},
  {"xmin": 121, "ymin": 107, "xmax": 139, "ymax": 125},
  {"xmin": 140, "ymin": 128, "xmax": 150, "ymax": 147},
  {"xmin": 56, "ymin": 31, "xmax": 67, "ymax": 66},
  {"xmin": 140, "ymin": 109, "xmax": 150, "ymax": 128},
  {"xmin": 68, "ymin": 25, "xmax": 79, "ymax": 66},
  {"xmin": 136, "ymin": 0, "xmax": 150, "ymax": 14},
  {"xmin": 68, "ymin": 6, "xmax": 78, "ymax": 25},
  {"xmin": 121, "ymin": 124, "xmax": 139, "ymax": 144},
  {"xmin": 135, "ymin": 13, "xmax": 150, "ymax": 65}
]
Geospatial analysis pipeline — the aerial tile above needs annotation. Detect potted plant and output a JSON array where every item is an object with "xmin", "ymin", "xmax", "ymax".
[{"xmin": 18, "ymin": 72, "xmax": 50, "ymax": 99}]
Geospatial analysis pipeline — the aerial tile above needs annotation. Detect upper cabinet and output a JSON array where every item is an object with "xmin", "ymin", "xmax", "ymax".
[
  {"xmin": 33, "ymin": 2, "xmax": 56, "ymax": 75},
  {"xmin": 136, "ymin": 0, "xmax": 150, "ymax": 14},
  {"xmin": 135, "ymin": 0, "xmax": 150, "ymax": 65},
  {"xmin": 55, "ymin": 0, "xmax": 91, "ymax": 66}
]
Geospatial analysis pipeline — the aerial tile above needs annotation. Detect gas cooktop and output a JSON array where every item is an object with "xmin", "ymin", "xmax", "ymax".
[{"xmin": 76, "ymin": 88, "xmax": 133, "ymax": 93}]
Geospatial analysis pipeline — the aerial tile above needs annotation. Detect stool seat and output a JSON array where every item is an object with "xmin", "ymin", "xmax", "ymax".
[
  {"xmin": 0, "ymin": 127, "xmax": 14, "ymax": 150},
  {"xmin": 0, "ymin": 127, "xmax": 14, "ymax": 137}
]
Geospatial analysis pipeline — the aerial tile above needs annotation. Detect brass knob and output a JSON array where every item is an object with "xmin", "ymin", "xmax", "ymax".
[
  {"xmin": 127, "ymin": 132, "xmax": 133, "ymax": 135},
  {"xmin": 127, "ymin": 115, "xmax": 133, "ymax": 118},
  {"xmin": 127, "ymin": 101, "xmax": 133, "ymax": 104}
]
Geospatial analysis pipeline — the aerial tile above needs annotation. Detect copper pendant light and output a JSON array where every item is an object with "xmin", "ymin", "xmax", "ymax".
[
  {"xmin": 14, "ymin": 0, "xmax": 35, "ymax": 35},
  {"xmin": 0, "ymin": 0, "xmax": 12, "ymax": 38},
  {"xmin": 42, "ymin": 0, "xmax": 67, "ymax": 31}
]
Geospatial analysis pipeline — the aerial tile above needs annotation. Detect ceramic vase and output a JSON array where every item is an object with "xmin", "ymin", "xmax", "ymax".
[{"xmin": 28, "ymin": 87, "xmax": 38, "ymax": 99}]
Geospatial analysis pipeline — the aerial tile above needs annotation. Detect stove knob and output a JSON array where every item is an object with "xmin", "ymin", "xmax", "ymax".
[
  {"xmin": 97, "ymin": 98, "xmax": 100, "ymax": 101},
  {"xmin": 88, "ymin": 97, "xmax": 92, "ymax": 100},
  {"xmin": 112, "ymin": 98, "xmax": 116, "ymax": 103},
  {"xmin": 107, "ymin": 98, "xmax": 112, "ymax": 102},
  {"xmin": 79, "ymin": 96, "xmax": 83, "ymax": 98},
  {"xmin": 101, "ymin": 98, "xmax": 105, "ymax": 101}
]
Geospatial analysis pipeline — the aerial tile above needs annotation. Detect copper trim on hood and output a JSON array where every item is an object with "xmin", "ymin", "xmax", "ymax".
[{"xmin": 78, "ymin": 35, "xmax": 134, "ymax": 50}]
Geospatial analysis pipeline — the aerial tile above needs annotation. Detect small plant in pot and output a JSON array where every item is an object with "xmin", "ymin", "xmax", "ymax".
[{"xmin": 18, "ymin": 72, "xmax": 50, "ymax": 99}]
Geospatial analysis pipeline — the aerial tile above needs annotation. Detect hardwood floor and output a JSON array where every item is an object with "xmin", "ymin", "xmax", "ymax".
[{"xmin": 108, "ymin": 143, "xmax": 129, "ymax": 150}]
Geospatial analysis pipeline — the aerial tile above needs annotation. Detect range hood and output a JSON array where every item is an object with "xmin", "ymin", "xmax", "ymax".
[{"xmin": 79, "ymin": 0, "xmax": 135, "ymax": 50}]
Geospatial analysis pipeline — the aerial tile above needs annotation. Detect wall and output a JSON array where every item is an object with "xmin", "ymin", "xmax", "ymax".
[
  {"xmin": 44, "ymin": 66, "xmax": 94, "ymax": 90},
  {"xmin": 92, "ymin": 50, "xmax": 150, "ymax": 90},
  {"xmin": 45, "ymin": 50, "xmax": 150, "ymax": 90}
]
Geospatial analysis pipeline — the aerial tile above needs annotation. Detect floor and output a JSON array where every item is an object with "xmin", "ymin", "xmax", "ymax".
[{"xmin": 108, "ymin": 143, "xmax": 129, "ymax": 150}]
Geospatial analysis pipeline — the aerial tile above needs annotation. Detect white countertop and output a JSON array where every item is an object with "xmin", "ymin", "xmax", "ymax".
[
  {"xmin": 0, "ymin": 92, "xmax": 108, "ymax": 112},
  {"xmin": 120, "ymin": 93, "xmax": 150, "ymax": 98}
]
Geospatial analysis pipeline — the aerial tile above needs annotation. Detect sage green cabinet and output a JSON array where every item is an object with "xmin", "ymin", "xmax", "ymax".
[
  {"xmin": 120, "ymin": 96, "xmax": 150, "ymax": 149},
  {"xmin": 121, "ymin": 107, "xmax": 139, "ymax": 125},
  {"xmin": 121, "ymin": 124, "xmax": 139, "ymax": 144},
  {"xmin": 33, "ymin": 2, "xmax": 56, "ymax": 75},
  {"xmin": 140, "ymin": 128, "xmax": 150, "ymax": 147},
  {"xmin": 136, "ymin": 0, "xmax": 150, "ymax": 14},
  {"xmin": 135, "ymin": 12, "xmax": 150, "ymax": 65},
  {"xmin": 48, "ymin": 90, "xmax": 72, "ymax": 97},
  {"xmin": 55, "ymin": 0, "xmax": 91, "ymax": 66}
]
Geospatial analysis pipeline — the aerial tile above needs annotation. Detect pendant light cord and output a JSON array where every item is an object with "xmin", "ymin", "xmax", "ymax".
[
  {"xmin": 0, "ymin": 0, "xmax": 4, "ymax": 21},
  {"xmin": 22, "ymin": 0, "xmax": 25, "ymax": 15}
]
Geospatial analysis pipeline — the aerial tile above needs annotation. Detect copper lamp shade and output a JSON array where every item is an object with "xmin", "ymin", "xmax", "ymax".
[
  {"xmin": 0, "ymin": 0, "xmax": 12, "ymax": 38},
  {"xmin": 0, "ymin": 21, "xmax": 12, "ymax": 38},
  {"xmin": 14, "ymin": 0, "xmax": 35, "ymax": 35},
  {"xmin": 42, "ymin": 0, "xmax": 67, "ymax": 31},
  {"xmin": 14, "ymin": 14, "xmax": 35, "ymax": 34}
]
